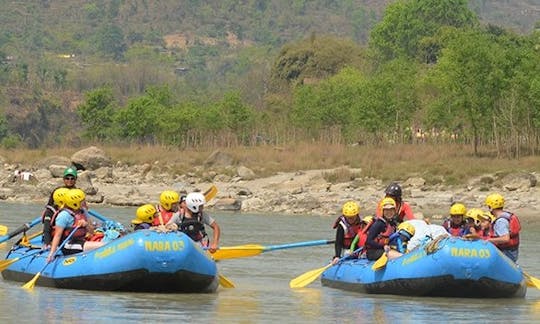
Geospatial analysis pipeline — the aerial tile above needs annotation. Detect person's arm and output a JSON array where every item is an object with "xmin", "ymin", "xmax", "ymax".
[
  {"xmin": 366, "ymin": 222, "xmax": 385, "ymax": 249},
  {"xmin": 47, "ymin": 226, "xmax": 63, "ymax": 262},
  {"xmin": 208, "ymin": 221, "xmax": 220, "ymax": 253},
  {"xmin": 488, "ymin": 219, "xmax": 510, "ymax": 245},
  {"xmin": 401, "ymin": 202, "xmax": 415, "ymax": 220},
  {"xmin": 334, "ymin": 226, "xmax": 345, "ymax": 259}
]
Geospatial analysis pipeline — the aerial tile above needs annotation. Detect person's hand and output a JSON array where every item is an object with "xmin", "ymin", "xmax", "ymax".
[
  {"xmin": 46, "ymin": 253, "xmax": 55, "ymax": 263},
  {"xmin": 208, "ymin": 243, "xmax": 218, "ymax": 253},
  {"xmin": 331, "ymin": 256, "xmax": 340, "ymax": 265},
  {"xmin": 76, "ymin": 219, "xmax": 88, "ymax": 227},
  {"xmin": 384, "ymin": 245, "xmax": 390, "ymax": 254}
]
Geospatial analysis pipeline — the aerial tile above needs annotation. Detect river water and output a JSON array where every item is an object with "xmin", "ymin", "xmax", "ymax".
[{"xmin": 0, "ymin": 202, "xmax": 539, "ymax": 323}]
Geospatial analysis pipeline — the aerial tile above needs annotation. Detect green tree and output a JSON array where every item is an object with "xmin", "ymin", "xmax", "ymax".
[
  {"xmin": 370, "ymin": 0, "xmax": 477, "ymax": 62},
  {"xmin": 426, "ymin": 28, "xmax": 506, "ymax": 155},
  {"xmin": 77, "ymin": 87, "xmax": 117, "ymax": 141}
]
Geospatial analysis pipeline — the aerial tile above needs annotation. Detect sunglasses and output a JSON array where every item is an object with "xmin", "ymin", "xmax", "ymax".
[{"xmin": 64, "ymin": 176, "xmax": 76, "ymax": 180}]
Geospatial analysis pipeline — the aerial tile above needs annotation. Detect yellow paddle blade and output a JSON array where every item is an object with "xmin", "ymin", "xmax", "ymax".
[
  {"xmin": 524, "ymin": 272, "xmax": 540, "ymax": 289},
  {"xmin": 211, "ymin": 244, "xmax": 265, "ymax": 261},
  {"xmin": 204, "ymin": 185, "xmax": 218, "ymax": 202},
  {"xmin": 372, "ymin": 253, "xmax": 388, "ymax": 271},
  {"xmin": 289, "ymin": 264, "xmax": 332, "ymax": 288},
  {"xmin": 218, "ymin": 274, "xmax": 235, "ymax": 288},
  {"xmin": 0, "ymin": 258, "xmax": 19, "ymax": 272},
  {"xmin": 22, "ymin": 271, "xmax": 41, "ymax": 290},
  {"xmin": 0, "ymin": 225, "xmax": 7, "ymax": 236}
]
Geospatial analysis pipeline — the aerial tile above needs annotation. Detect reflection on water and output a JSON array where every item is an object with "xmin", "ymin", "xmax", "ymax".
[{"xmin": 0, "ymin": 202, "xmax": 539, "ymax": 322}]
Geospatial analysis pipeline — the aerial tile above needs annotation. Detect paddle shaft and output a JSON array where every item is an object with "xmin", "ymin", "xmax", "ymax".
[
  {"xmin": 264, "ymin": 239, "xmax": 335, "ymax": 252},
  {"xmin": 0, "ymin": 216, "xmax": 41, "ymax": 244}
]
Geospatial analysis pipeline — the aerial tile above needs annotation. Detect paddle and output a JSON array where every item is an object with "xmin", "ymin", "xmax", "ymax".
[
  {"xmin": 218, "ymin": 274, "xmax": 235, "ymax": 288},
  {"xmin": 524, "ymin": 272, "xmax": 540, "ymax": 289},
  {"xmin": 203, "ymin": 185, "xmax": 218, "ymax": 201},
  {"xmin": 22, "ymin": 226, "xmax": 79, "ymax": 290},
  {"xmin": 372, "ymin": 253, "xmax": 388, "ymax": 270},
  {"xmin": 0, "ymin": 225, "xmax": 7, "ymax": 236},
  {"xmin": 211, "ymin": 239, "xmax": 335, "ymax": 261},
  {"xmin": 0, "ymin": 217, "xmax": 42, "ymax": 244},
  {"xmin": 289, "ymin": 248, "xmax": 362, "ymax": 289}
]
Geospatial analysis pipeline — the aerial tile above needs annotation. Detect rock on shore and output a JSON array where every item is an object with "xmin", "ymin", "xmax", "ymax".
[{"xmin": 1, "ymin": 146, "xmax": 538, "ymax": 219}]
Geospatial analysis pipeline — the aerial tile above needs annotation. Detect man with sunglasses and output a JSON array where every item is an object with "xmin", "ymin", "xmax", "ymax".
[{"xmin": 41, "ymin": 167, "xmax": 78, "ymax": 247}]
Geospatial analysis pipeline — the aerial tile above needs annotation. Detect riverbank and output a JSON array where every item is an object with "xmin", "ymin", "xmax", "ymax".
[{"xmin": 0, "ymin": 146, "xmax": 538, "ymax": 219}]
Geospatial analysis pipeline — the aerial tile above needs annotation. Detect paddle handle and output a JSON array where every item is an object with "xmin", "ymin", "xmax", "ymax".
[
  {"xmin": 265, "ymin": 239, "xmax": 335, "ymax": 252},
  {"xmin": 0, "ymin": 216, "xmax": 41, "ymax": 244}
]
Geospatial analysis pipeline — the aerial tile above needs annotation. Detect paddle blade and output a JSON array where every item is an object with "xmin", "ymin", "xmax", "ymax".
[
  {"xmin": 211, "ymin": 245, "xmax": 265, "ymax": 260},
  {"xmin": 372, "ymin": 254, "xmax": 388, "ymax": 271},
  {"xmin": 290, "ymin": 264, "xmax": 332, "ymax": 288},
  {"xmin": 0, "ymin": 225, "xmax": 7, "ymax": 236},
  {"xmin": 0, "ymin": 258, "xmax": 19, "ymax": 272},
  {"xmin": 218, "ymin": 274, "xmax": 235, "ymax": 288},
  {"xmin": 204, "ymin": 185, "xmax": 218, "ymax": 202},
  {"xmin": 524, "ymin": 272, "xmax": 540, "ymax": 289},
  {"xmin": 22, "ymin": 271, "xmax": 41, "ymax": 290}
]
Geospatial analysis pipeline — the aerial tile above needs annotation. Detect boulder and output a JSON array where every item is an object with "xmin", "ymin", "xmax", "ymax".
[
  {"xmin": 204, "ymin": 150, "xmax": 235, "ymax": 167},
  {"xmin": 71, "ymin": 146, "xmax": 112, "ymax": 170},
  {"xmin": 237, "ymin": 165, "xmax": 255, "ymax": 180}
]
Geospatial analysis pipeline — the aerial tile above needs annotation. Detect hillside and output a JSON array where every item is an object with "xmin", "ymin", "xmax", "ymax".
[{"xmin": 0, "ymin": 1, "xmax": 538, "ymax": 149}]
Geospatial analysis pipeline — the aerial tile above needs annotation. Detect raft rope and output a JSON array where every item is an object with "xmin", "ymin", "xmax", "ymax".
[{"xmin": 424, "ymin": 234, "xmax": 448, "ymax": 254}]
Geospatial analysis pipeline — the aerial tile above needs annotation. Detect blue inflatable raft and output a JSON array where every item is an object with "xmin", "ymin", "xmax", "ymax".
[
  {"xmin": 321, "ymin": 236, "xmax": 526, "ymax": 298},
  {"xmin": 2, "ymin": 230, "xmax": 218, "ymax": 293}
]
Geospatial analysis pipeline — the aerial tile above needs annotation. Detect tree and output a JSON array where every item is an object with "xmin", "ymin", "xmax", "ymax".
[
  {"xmin": 77, "ymin": 87, "xmax": 117, "ymax": 141},
  {"xmin": 370, "ymin": 0, "xmax": 477, "ymax": 63}
]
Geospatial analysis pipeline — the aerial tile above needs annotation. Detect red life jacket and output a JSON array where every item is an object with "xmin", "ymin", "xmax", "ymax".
[
  {"xmin": 51, "ymin": 208, "xmax": 88, "ymax": 242},
  {"xmin": 489, "ymin": 212, "xmax": 520, "ymax": 249},
  {"xmin": 355, "ymin": 221, "xmax": 374, "ymax": 249},
  {"xmin": 366, "ymin": 218, "xmax": 394, "ymax": 249},
  {"xmin": 333, "ymin": 216, "xmax": 362, "ymax": 249},
  {"xmin": 152, "ymin": 205, "xmax": 175, "ymax": 226},
  {"xmin": 442, "ymin": 219, "xmax": 465, "ymax": 236}
]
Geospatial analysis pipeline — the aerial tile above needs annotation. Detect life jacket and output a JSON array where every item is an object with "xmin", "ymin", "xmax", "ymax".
[
  {"xmin": 352, "ymin": 221, "xmax": 374, "ymax": 251},
  {"xmin": 442, "ymin": 219, "xmax": 465, "ymax": 236},
  {"xmin": 41, "ymin": 205, "xmax": 57, "ymax": 223},
  {"xmin": 180, "ymin": 213, "xmax": 207, "ymax": 242},
  {"xmin": 333, "ymin": 216, "xmax": 362, "ymax": 249},
  {"xmin": 51, "ymin": 208, "xmax": 88, "ymax": 243},
  {"xmin": 388, "ymin": 232, "xmax": 408, "ymax": 253},
  {"xmin": 366, "ymin": 218, "xmax": 394, "ymax": 249},
  {"xmin": 152, "ymin": 205, "xmax": 175, "ymax": 226},
  {"xmin": 490, "ymin": 212, "xmax": 520, "ymax": 249}
]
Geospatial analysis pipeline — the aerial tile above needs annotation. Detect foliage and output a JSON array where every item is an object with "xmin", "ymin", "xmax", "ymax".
[
  {"xmin": 369, "ymin": 0, "xmax": 478, "ymax": 63},
  {"xmin": 77, "ymin": 87, "xmax": 117, "ymax": 141}
]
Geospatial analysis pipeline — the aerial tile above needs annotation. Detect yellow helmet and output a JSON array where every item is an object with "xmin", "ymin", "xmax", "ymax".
[
  {"xmin": 380, "ymin": 197, "xmax": 396, "ymax": 209},
  {"xmin": 479, "ymin": 211, "xmax": 494, "ymax": 222},
  {"xmin": 397, "ymin": 222, "xmax": 415, "ymax": 239},
  {"xmin": 485, "ymin": 193, "xmax": 504, "ymax": 210},
  {"xmin": 449, "ymin": 203, "xmax": 466, "ymax": 216},
  {"xmin": 342, "ymin": 201, "xmax": 359, "ymax": 217},
  {"xmin": 362, "ymin": 215, "xmax": 374, "ymax": 224},
  {"xmin": 465, "ymin": 208, "xmax": 484, "ymax": 226},
  {"xmin": 133, "ymin": 204, "xmax": 156, "ymax": 224},
  {"xmin": 65, "ymin": 188, "xmax": 86, "ymax": 210},
  {"xmin": 160, "ymin": 190, "xmax": 179, "ymax": 211},
  {"xmin": 52, "ymin": 187, "xmax": 70, "ymax": 208}
]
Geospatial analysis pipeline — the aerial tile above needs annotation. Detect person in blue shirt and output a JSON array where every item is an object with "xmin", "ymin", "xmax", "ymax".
[{"xmin": 47, "ymin": 189, "xmax": 104, "ymax": 262}]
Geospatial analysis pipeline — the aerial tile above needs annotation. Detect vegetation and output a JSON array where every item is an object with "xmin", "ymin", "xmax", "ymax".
[{"xmin": 0, "ymin": 0, "xmax": 539, "ymax": 160}]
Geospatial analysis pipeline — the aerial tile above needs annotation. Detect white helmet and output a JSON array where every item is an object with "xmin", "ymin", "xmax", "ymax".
[{"xmin": 186, "ymin": 192, "xmax": 206, "ymax": 213}]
